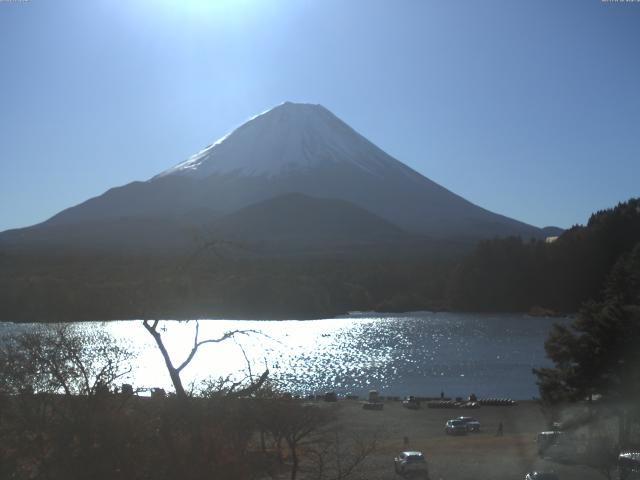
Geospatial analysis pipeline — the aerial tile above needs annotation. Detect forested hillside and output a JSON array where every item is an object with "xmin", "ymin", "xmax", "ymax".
[
  {"xmin": 0, "ymin": 247, "xmax": 457, "ymax": 322},
  {"xmin": 447, "ymin": 198, "xmax": 640, "ymax": 313},
  {"xmin": 2, "ymin": 198, "xmax": 638, "ymax": 321}
]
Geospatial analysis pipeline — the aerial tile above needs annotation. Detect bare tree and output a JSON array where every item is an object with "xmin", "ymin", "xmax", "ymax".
[
  {"xmin": 0, "ymin": 324, "xmax": 133, "ymax": 397},
  {"xmin": 258, "ymin": 399, "xmax": 377, "ymax": 480},
  {"xmin": 142, "ymin": 237, "xmax": 269, "ymax": 400},
  {"xmin": 307, "ymin": 427, "xmax": 379, "ymax": 480},
  {"xmin": 142, "ymin": 319, "xmax": 268, "ymax": 399},
  {"xmin": 259, "ymin": 399, "xmax": 334, "ymax": 480}
]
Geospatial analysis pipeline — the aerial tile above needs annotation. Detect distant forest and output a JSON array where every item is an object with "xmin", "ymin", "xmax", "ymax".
[
  {"xmin": 1, "ymin": 198, "xmax": 638, "ymax": 322},
  {"xmin": 0, "ymin": 249, "xmax": 455, "ymax": 322}
]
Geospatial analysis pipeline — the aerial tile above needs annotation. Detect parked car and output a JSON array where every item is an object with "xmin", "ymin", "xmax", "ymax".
[
  {"xmin": 537, "ymin": 431, "xmax": 563, "ymax": 455},
  {"xmin": 458, "ymin": 416, "xmax": 481, "ymax": 432},
  {"xmin": 394, "ymin": 451, "xmax": 428, "ymax": 475},
  {"xmin": 524, "ymin": 472, "xmax": 559, "ymax": 480},
  {"xmin": 445, "ymin": 419, "xmax": 468, "ymax": 435},
  {"xmin": 536, "ymin": 430, "xmax": 579, "ymax": 460},
  {"xmin": 402, "ymin": 396, "xmax": 421, "ymax": 409},
  {"xmin": 324, "ymin": 391, "xmax": 337, "ymax": 402},
  {"xmin": 619, "ymin": 451, "xmax": 640, "ymax": 480}
]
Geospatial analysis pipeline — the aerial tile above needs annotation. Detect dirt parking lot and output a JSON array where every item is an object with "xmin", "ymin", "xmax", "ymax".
[{"xmin": 324, "ymin": 400, "xmax": 605, "ymax": 480}]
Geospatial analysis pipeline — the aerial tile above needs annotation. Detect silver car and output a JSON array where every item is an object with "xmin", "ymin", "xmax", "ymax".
[
  {"xmin": 445, "ymin": 419, "xmax": 468, "ymax": 435},
  {"xmin": 458, "ymin": 416, "xmax": 481, "ymax": 432},
  {"xmin": 524, "ymin": 472, "xmax": 559, "ymax": 480},
  {"xmin": 394, "ymin": 451, "xmax": 428, "ymax": 475}
]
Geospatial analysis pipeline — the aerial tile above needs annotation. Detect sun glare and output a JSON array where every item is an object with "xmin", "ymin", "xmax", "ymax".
[{"xmin": 153, "ymin": 0, "xmax": 254, "ymax": 18}]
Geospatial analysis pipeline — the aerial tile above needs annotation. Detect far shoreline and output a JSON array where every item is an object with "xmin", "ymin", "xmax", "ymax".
[{"xmin": 0, "ymin": 307, "xmax": 573, "ymax": 324}]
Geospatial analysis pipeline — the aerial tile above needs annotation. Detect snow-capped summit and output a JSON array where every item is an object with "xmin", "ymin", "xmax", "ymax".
[{"xmin": 156, "ymin": 101, "xmax": 395, "ymax": 179}]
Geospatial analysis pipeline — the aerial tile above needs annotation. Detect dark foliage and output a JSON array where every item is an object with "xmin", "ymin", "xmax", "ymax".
[
  {"xmin": 447, "ymin": 198, "xmax": 640, "ymax": 313},
  {"xmin": 0, "ymin": 327, "xmax": 375, "ymax": 480},
  {"xmin": 0, "ymin": 247, "xmax": 458, "ymax": 322},
  {"xmin": 534, "ymin": 242, "xmax": 640, "ymax": 447},
  {"xmin": 0, "ymin": 392, "xmax": 270, "ymax": 480}
]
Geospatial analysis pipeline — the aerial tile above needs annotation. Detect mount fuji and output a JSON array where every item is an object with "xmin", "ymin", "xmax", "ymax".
[{"xmin": 1, "ymin": 102, "xmax": 543, "ymax": 253}]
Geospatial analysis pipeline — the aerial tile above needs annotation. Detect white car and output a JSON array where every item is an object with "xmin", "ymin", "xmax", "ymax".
[{"xmin": 394, "ymin": 451, "xmax": 428, "ymax": 475}]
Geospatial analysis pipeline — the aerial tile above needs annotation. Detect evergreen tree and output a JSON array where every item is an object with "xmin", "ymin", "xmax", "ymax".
[{"xmin": 534, "ymin": 242, "xmax": 640, "ymax": 446}]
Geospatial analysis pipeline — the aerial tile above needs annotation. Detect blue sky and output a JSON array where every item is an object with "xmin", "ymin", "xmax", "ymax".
[{"xmin": 1, "ymin": 0, "xmax": 639, "ymax": 231}]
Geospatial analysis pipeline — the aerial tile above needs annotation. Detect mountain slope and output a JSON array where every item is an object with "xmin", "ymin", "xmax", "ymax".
[
  {"xmin": 209, "ymin": 192, "xmax": 407, "ymax": 250},
  {"xmin": 0, "ymin": 214, "xmax": 207, "ymax": 253},
  {"xmin": 2, "ymin": 102, "xmax": 544, "ymax": 250}
]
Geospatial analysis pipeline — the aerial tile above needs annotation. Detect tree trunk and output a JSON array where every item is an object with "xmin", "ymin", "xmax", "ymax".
[
  {"xmin": 143, "ymin": 320, "xmax": 187, "ymax": 399},
  {"xmin": 290, "ymin": 443, "xmax": 299, "ymax": 480},
  {"xmin": 618, "ymin": 409, "xmax": 628, "ymax": 448}
]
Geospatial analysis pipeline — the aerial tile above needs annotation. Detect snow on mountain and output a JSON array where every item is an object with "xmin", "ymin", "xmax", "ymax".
[{"xmin": 156, "ymin": 102, "xmax": 397, "ymax": 179}]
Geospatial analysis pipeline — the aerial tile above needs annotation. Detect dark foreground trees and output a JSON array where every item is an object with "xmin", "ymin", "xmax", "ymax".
[
  {"xmin": 254, "ymin": 395, "xmax": 378, "ymax": 480},
  {"xmin": 534, "ymin": 242, "xmax": 640, "ymax": 476},
  {"xmin": 0, "ymin": 392, "xmax": 375, "ymax": 480},
  {"xmin": 0, "ymin": 326, "xmax": 377, "ymax": 480},
  {"xmin": 0, "ymin": 325, "xmax": 137, "ymax": 479},
  {"xmin": 535, "ymin": 301, "xmax": 640, "ymax": 410}
]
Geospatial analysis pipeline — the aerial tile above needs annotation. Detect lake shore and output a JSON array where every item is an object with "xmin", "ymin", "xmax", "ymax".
[{"xmin": 0, "ymin": 306, "xmax": 573, "ymax": 324}]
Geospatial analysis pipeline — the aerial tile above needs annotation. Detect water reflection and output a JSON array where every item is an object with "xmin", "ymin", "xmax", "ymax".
[{"xmin": 0, "ymin": 312, "xmax": 564, "ymax": 399}]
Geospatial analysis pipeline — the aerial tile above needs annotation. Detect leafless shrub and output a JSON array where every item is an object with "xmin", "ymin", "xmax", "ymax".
[{"xmin": 0, "ymin": 324, "xmax": 134, "ymax": 396}]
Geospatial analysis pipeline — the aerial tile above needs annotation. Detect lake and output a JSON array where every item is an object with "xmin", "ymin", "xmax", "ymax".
[{"xmin": 0, "ymin": 312, "xmax": 566, "ymax": 399}]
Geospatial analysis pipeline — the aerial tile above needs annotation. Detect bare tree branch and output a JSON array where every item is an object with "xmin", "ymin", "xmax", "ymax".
[
  {"xmin": 176, "ymin": 326, "xmax": 257, "ymax": 373},
  {"xmin": 143, "ymin": 318, "xmax": 266, "ymax": 399}
]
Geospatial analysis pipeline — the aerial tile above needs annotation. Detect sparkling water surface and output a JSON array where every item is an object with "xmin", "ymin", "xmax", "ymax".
[{"xmin": 0, "ymin": 312, "xmax": 565, "ymax": 399}]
